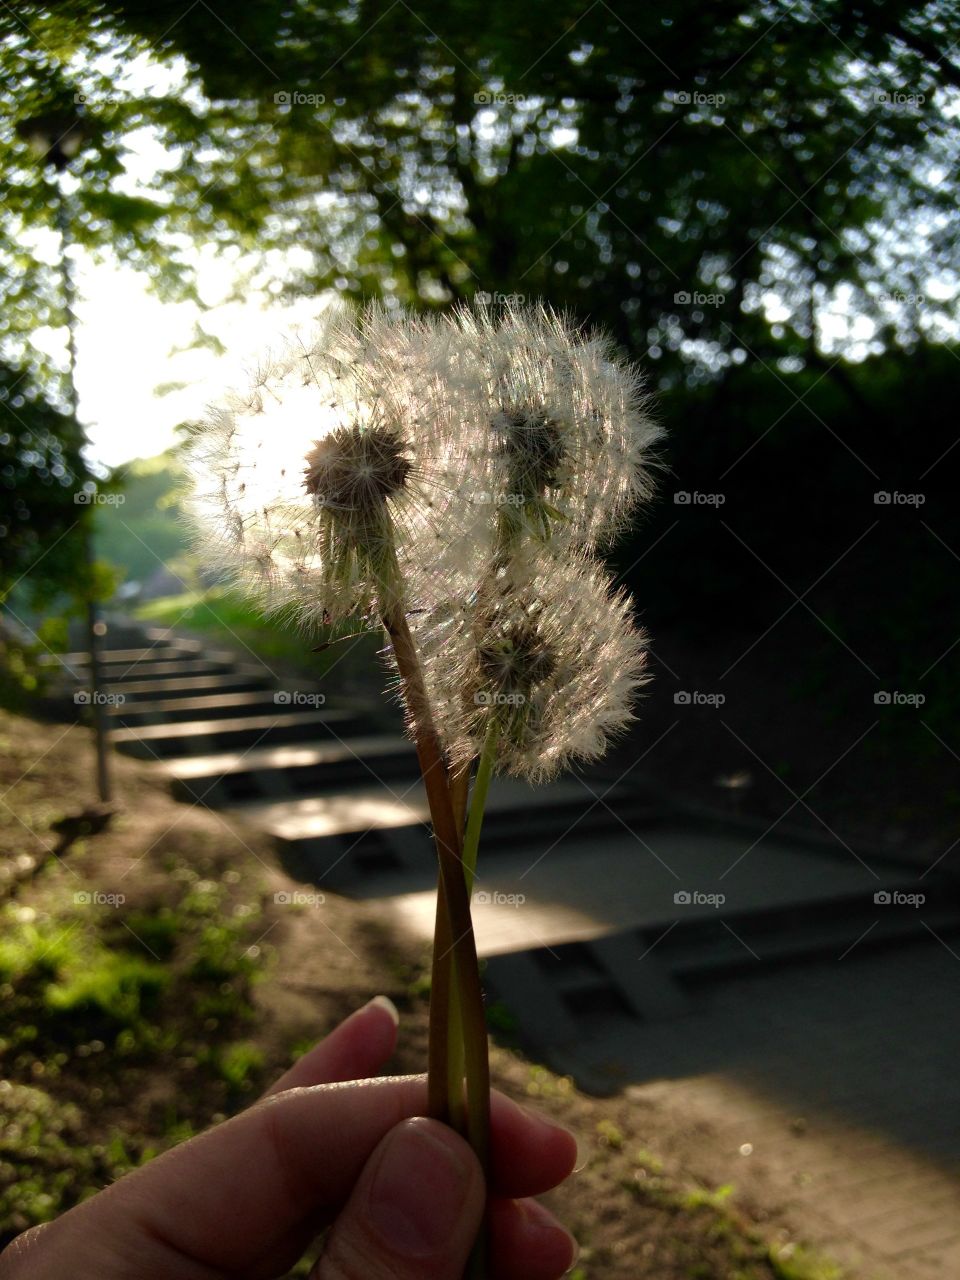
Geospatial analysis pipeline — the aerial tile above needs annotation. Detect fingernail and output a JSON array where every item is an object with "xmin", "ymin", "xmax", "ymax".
[
  {"xmin": 368, "ymin": 1118, "xmax": 475, "ymax": 1256},
  {"xmin": 523, "ymin": 1198, "xmax": 580, "ymax": 1271},
  {"xmin": 365, "ymin": 994, "xmax": 399, "ymax": 1025}
]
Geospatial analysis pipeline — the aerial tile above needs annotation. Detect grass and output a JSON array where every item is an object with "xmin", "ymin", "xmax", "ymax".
[{"xmin": 0, "ymin": 706, "xmax": 854, "ymax": 1279}]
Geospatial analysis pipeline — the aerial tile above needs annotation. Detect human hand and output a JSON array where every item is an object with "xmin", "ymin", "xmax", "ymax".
[{"xmin": 0, "ymin": 996, "xmax": 578, "ymax": 1279}]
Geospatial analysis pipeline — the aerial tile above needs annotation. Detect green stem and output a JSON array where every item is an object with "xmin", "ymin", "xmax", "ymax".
[
  {"xmin": 447, "ymin": 719, "xmax": 498, "ymax": 1184},
  {"xmin": 462, "ymin": 718, "xmax": 499, "ymax": 894}
]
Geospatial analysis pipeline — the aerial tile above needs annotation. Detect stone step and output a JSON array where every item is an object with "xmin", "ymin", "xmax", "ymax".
[
  {"xmin": 111, "ymin": 709, "xmax": 366, "ymax": 758},
  {"xmin": 238, "ymin": 777, "xmax": 589, "ymax": 843},
  {"xmin": 160, "ymin": 736, "xmax": 419, "ymax": 803},
  {"xmin": 41, "ymin": 645, "xmax": 193, "ymax": 666},
  {"xmin": 66, "ymin": 657, "xmax": 245, "ymax": 682},
  {"xmin": 99, "ymin": 673, "xmax": 275, "ymax": 700},
  {"xmin": 107, "ymin": 690, "xmax": 313, "ymax": 726}
]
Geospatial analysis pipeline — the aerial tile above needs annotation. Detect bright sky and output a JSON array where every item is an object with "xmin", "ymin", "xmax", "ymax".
[{"xmin": 69, "ymin": 250, "xmax": 331, "ymax": 470}]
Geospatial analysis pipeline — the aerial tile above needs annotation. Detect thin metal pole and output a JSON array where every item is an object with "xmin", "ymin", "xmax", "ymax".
[{"xmin": 55, "ymin": 193, "xmax": 111, "ymax": 803}]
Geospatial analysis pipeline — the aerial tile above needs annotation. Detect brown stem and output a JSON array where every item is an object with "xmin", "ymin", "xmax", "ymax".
[{"xmin": 381, "ymin": 606, "xmax": 490, "ymax": 1172}]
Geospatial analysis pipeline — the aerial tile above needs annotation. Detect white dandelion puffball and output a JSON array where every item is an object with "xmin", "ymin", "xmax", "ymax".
[
  {"xmin": 184, "ymin": 304, "xmax": 486, "ymax": 627},
  {"xmin": 415, "ymin": 549, "xmax": 651, "ymax": 781},
  {"xmin": 438, "ymin": 300, "xmax": 663, "ymax": 554}
]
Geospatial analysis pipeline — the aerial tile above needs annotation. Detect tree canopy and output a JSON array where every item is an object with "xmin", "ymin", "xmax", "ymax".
[{"xmin": 0, "ymin": 0, "xmax": 957, "ymax": 601}]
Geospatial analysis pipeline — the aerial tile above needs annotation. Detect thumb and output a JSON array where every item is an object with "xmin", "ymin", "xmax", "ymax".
[{"xmin": 315, "ymin": 1117, "xmax": 484, "ymax": 1280}]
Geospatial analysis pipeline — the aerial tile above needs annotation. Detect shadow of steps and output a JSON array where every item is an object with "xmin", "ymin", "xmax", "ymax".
[{"xmin": 478, "ymin": 874, "xmax": 959, "ymax": 1094}]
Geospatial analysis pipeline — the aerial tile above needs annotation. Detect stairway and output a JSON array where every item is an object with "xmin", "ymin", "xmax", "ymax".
[{"xmin": 49, "ymin": 618, "xmax": 960, "ymax": 1093}]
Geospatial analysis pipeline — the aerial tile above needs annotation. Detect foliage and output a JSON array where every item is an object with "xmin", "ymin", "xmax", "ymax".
[{"xmin": 0, "ymin": 1, "xmax": 956, "ymax": 382}]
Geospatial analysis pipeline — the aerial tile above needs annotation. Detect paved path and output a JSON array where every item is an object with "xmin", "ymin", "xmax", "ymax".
[
  {"xmin": 52, "ymin": 618, "xmax": 960, "ymax": 1278},
  {"xmin": 605, "ymin": 939, "xmax": 960, "ymax": 1280}
]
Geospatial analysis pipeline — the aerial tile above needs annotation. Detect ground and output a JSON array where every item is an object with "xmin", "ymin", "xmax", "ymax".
[{"xmin": 0, "ymin": 706, "xmax": 845, "ymax": 1279}]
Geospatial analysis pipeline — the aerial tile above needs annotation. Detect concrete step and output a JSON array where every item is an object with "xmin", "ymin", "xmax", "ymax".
[
  {"xmin": 40, "ymin": 646, "xmax": 182, "ymax": 667},
  {"xmin": 160, "ymin": 736, "xmax": 419, "ymax": 803},
  {"xmin": 238, "ymin": 777, "xmax": 588, "ymax": 843},
  {"xmin": 111, "ymin": 709, "xmax": 367, "ymax": 758},
  {"xmin": 107, "ymin": 690, "xmax": 313, "ymax": 726},
  {"xmin": 256, "ymin": 779, "xmax": 605, "ymax": 892},
  {"xmin": 66, "ymin": 657, "xmax": 244, "ymax": 681},
  {"xmin": 98, "ymin": 673, "xmax": 275, "ymax": 700}
]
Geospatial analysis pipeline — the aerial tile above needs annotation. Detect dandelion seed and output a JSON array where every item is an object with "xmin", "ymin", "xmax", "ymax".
[{"xmin": 416, "ymin": 549, "xmax": 651, "ymax": 782}]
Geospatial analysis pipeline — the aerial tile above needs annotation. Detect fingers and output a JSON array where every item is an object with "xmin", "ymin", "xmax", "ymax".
[
  {"xmin": 488, "ymin": 1092, "xmax": 578, "ymax": 1199},
  {"xmin": 312, "ymin": 1124, "xmax": 579, "ymax": 1280},
  {"xmin": 72, "ymin": 1076, "xmax": 575, "ymax": 1273},
  {"xmin": 313, "ymin": 1117, "xmax": 484, "ymax": 1280},
  {"xmin": 488, "ymin": 1196, "xmax": 579, "ymax": 1280},
  {"xmin": 263, "ymin": 996, "xmax": 400, "ymax": 1097}
]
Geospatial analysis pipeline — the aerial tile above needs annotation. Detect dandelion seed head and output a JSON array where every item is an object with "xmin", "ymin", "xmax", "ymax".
[{"xmin": 416, "ymin": 550, "xmax": 650, "ymax": 781}]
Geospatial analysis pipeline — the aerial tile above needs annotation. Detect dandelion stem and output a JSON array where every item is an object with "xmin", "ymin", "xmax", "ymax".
[
  {"xmin": 463, "ymin": 717, "xmax": 499, "ymax": 892},
  {"xmin": 446, "ymin": 760, "xmax": 472, "ymax": 1135},
  {"xmin": 379, "ymin": 604, "xmax": 490, "ymax": 1182},
  {"xmin": 446, "ymin": 717, "xmax": 498, "ymax": 1167}
]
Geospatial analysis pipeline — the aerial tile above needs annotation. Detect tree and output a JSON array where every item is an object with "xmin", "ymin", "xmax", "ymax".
[{"xmin": 0, "ymin": 0, "xmax": 956, "ymax": 385}]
